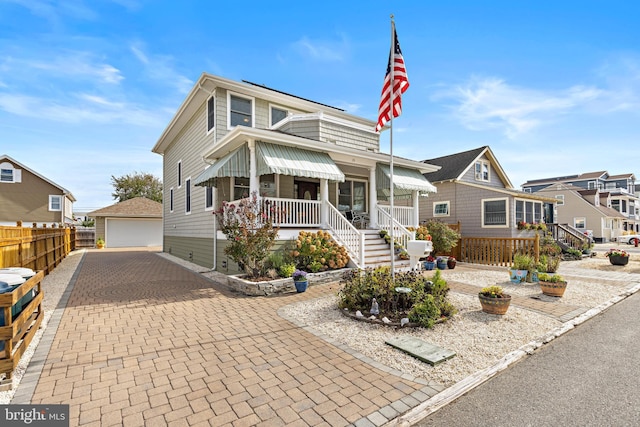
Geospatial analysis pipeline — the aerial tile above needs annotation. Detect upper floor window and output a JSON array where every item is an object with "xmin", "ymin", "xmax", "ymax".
[
  {"xmin": 0, "ymin": 162, "xmax": 20, "ymax": 183},
  {"xmin": 170, "ymin": 188, "xmax": 174, "ymax": 212},
  {"xmin": 474, "ymin": 160, "xmax": 490, "ymax": 182},
  {"xmin": 270, "ymin": 106, "xmax": 288, "ymax": 126},
  {"xmin": 588, "ymin": 181, "xmax": 596, "ymax": 190},
  {"xmin": 49, "ymin": 195, "xmax": 62, "ymax": 211},
  {"xmin": 555, "ymin": 195, "xmax": 564, "ymax": 206},
  {"xmin": 177, "ymin": 160, "xmax": 182, "ymax": 187},
  {"xmin": 482, "ymin": 198, "xmax": 507, "ymax": 227},
  {"xmin": 433, "ymin": 201, "xmax": 450, "ymax": 217},
  {"xmin": 207, "ymin": 96, "xmax": 215, "ymax": 132},
  {"xmin": 612, "ymin": 199, "xmax": 620, "ymax": 212},
  {"xmin": 228, "ymin": 93, "xmax": 253, "ymax": 128}
]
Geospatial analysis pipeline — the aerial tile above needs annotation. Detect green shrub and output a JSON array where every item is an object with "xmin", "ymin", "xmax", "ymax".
[
  {"xmin": 278, "ymin": 263, "xmax": 296, "ymax": 278},
  {"xmin": 408, "ymin": 296, "xmax": 440, "ymax": 328},
  {"xmin": 291, "ymin": 230, "xmax": 349, "ymax": 271}
]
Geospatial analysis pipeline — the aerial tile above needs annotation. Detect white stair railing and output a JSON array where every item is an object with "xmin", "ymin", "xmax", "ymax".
[
  {"xmin": 325, "ymin": 203, "xmax": 364, "ymax": 268},
  {"xmin": 378, "ymin": 205, "xmax": 414, "ymax": 227},
  {"xmin": 376, "ymin": 207, "xmax": 415, "ymax": 250}
]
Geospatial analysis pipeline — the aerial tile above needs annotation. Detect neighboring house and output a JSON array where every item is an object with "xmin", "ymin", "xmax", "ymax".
[
  {"xmin": 151, "ymin": 73, "xmax": 439, "ymax": 271},
  {"xmin": 88, "ymin": 197, "xmax": 163, "ymax": 248},
  {"xmin": 420, "ymin": 146, "xmax": 556, "ymax": 237},
  {"xmin": 522, "ymin": 171, "xmax": 639, "ymax": 236},
  {"xmin": 0, "ymin": 154, "xmax": 75, "ymax": 226}
]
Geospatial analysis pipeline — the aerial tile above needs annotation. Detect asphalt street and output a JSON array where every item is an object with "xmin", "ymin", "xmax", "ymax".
[{"xmin": 414, "ymin": 289, "xmax": 640, "ymax": 426}]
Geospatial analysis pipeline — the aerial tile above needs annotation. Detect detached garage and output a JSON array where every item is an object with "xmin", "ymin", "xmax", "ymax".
[{"xmin": 88, "ymin": 197, "xmax": 162, "ymax": 248}]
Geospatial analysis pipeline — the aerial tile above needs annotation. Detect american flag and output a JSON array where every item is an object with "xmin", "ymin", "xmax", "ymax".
[{"xmin": 375, "ymin": 27, "xmax": 409, "ymax": 132}]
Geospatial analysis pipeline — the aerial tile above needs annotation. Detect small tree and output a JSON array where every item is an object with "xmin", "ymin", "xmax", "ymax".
[
  {"xmin": 111, "ymin": 172, "xmax": 162, "ymax": 203},
  {"xmin": 425, "ymin": 219, "xmax": 461, "ymax": 256},
  {"xmin": 215, "ymin": 192, "xmax": 279, "ymax": 279}
]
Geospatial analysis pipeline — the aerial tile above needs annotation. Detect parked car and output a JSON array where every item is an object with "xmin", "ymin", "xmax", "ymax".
[{"xmin": 618, "ymin": 234, "xmax": 640, "ymax": 245}]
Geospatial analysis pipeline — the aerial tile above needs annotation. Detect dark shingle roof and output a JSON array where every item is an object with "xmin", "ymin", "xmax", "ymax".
[{"xmin": 421, "ymin": 146, "xmax": 487, "ymax": 182}]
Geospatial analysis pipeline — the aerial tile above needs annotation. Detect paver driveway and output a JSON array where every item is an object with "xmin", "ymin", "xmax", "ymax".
[{"xmin": 21, "ymin": 251, "xmax": 443, "ymax": 426}]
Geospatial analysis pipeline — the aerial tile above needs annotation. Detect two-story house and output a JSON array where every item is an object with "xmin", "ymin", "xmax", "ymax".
[
  {"xmin": 0, "ymin": 155, "xmax": 75, "ymax": 226},
  {"xmin": 151, "ymin": 73, "xmax": 439, "ymax": 272},
  {"xmin": 522, "ymin": 171, "xmax": 638, "ymax": 242},
  {"xmin": 420, "ymin": 146, "xmax": 556, "ymax": 237}
]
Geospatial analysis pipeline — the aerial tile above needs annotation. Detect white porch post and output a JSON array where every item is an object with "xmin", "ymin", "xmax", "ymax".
[
  {"xmin": 412, "ymin": 190, "xmax": 420, "ymax": 228},
  {"xmin": 369, "ymin": 166, "xmax": 378, "ymax": 229},
  {"xmin": 248, "ymin": 140, "xmax": 259, "ymax": 196},
  {"xmin": 320, "ymin": 178, "xmax": 329, "ymax": 228}
]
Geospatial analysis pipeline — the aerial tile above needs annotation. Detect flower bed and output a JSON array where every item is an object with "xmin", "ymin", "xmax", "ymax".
[{"xmin": 221, "ymin": 268, "xmax": 349, "ymax": 296}]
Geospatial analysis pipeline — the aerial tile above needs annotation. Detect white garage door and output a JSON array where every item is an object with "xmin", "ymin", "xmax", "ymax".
[{"xmin": 106, "ymin": 218, "xmax": 163, "ymax": 248}]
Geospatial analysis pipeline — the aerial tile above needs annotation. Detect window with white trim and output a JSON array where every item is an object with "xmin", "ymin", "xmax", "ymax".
[
  {"xmin": 474, "ymin": 160, "xmax": 490, "ymax": 182},
  {"xmin": 270, "ymin": 106, "xmax": 288, "ymax": 126},
  {"xmin": 49, "ymin": 195, "xmax": 62, "ymax": 211},
  {"xmin": 177, "ymin": 160, "xmax": 182, "ymax": 187},
  {"xmin": 207, "ymin": 96, "xmax": 215, "ymax": 132},
  {"xmin": 516, "ymin": 199, "xmax": 544, "ymax": 224},
  {"xmin": 588, "ymin": 181, "xmax": 596, "ymax": 189},
  {"xmin": 574, "ymin": 217, "xmax": 586, "ymax": 229},
  {"xmin": 228, "ymin": 93, "xmax": 254, "ymax": 128},
  {"xmin": 185, "ymin": 178, "xmax": 191, "ymax": 214},
  {"xmin": 233, "ymin": 177, "xmax": 250, "ymax": 200},
  {"xmin": 170, "ymin": 188, "xmax": 174, "ymax": 212},
  {"xmin": 482, "ymin": 198, "xmax": 507, "ymax": 227},
  {"xmin": 555, "ymin": 195, "xmax": 564, "ymax": 206},
  {"xmin": 433, "ymin": 201, "xmax": 450, "ymax": 217},
  {"xmin": 1, "ymin": 167, "xmax": 12, "ymax": 182},
  {"xmin": 0, "ymin": 162, "xmax": 21, "ymax": 183},
  {"xmin": 205, "ymin": 186, "xmax": 214, "ymax": 210}
]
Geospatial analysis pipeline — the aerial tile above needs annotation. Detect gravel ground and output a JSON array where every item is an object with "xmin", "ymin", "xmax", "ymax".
[{"xmin": 2, "ymin": 250, "xmax": 636, "ymax": 403}]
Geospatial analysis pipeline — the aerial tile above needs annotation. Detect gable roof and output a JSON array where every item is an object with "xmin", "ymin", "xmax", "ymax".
[
  {"xmin": 539, "ymin": 183, "xmax": 625, "ymax": 219},
  {"xmin": 0, "ymin": 154, "xmax": 76, "ymax": 202},
  {"xmin": 522, "ymin": 171, "xmax": 608, "ymax": 187},
  {"xmin": 87, "ymin": 197, "xmax": 162, "ymax": 218},
  {"xmin": 421, "ymin": 146, "xmax": 513, "ymax": 188}
]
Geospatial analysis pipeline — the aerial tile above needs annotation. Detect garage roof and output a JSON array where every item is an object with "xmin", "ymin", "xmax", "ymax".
[{"xmin": 88, "ymin": 197, "xmax": 162, "ymax": 218}]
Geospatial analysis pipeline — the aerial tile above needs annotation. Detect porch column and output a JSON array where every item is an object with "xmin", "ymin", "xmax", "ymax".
[
  {"xmin": 248, "ymin": 140, "xmax": 259, "ymax": 196},
  {"xmin": 320, "ymin": 178, "xmax": 329, "ymax": 228},
  {"xmin": 412, "ymin": 190, "xmax": 420, "ymax": 228},
  {"xmin": 369, "ymin": 166, "xmax": 378, "ymax": 229}
]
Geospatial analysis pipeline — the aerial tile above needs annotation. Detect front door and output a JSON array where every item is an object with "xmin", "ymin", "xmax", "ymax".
[{"xmin": 297, "ymin": 181, "xmax": 318, "ymax": 200}]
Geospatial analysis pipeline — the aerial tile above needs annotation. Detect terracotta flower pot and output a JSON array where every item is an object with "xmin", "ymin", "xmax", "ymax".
[
  {"xmin": 539, "ymin": 280, "xmax": 567, "ymax": 297},
  {"xmin": 479, "ymin": 293, "xmax": 511, "ymax": 315}
]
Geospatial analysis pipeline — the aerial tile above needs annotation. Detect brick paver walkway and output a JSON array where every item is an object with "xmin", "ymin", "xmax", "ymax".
[{"xmin": 20, "ymin": 251, "xmax": 444, "ymax": 427}]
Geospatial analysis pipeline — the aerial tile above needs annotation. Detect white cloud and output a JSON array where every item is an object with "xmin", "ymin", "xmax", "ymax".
[
  {"xmin": 435, "ymin": 77, "xmax": 603, "ymax": 139},
  {"xmin": 130, "ymin": 42, "xmax": 193, "ymax": 94},
  {"xmin": 291, "ymin": 34, "xmax": 349, "ymax": 62}
]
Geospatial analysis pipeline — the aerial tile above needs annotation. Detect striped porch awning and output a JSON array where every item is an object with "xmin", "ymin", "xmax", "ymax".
[
  {"xmin": 376, "ymin": 163, "xmax": 437, "ymax": 198},
  {"xmin": 193, "ymin": 145, "xmax": 249, "ymax": 187},
  {"xmin": 256, "ymin": 142, "xmax": 345, "ymax": 182}
]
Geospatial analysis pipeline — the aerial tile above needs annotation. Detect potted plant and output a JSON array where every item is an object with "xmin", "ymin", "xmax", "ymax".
[
  {"xmin": 292, "ymin": 269, "xmax": 308, "ymax": 293},
  {"xmin": 605, "ymin": 248, "xmax": 629, "ymax": 266},
  {"xmin": 96, "ymin": 237, "xmax": 105, "ymax": 249},
  {"xmin": 447, "ymin": 256, "xmax": 457, "ymax": 269},
  {"xmin": 436, "ymin": 256, "xmax": 448, "ymax": 270},
  {"xmin": 509, "ymin": 253, "xmax": 535, "ymax": 283},
  {"xmin": 478, "ymin": 285, "xmax": 511, "ymax": 315},
  {"xmin": 423, "ymin": 255, "xmax": 436, "ymax": 271},
  {"xmin": 538, "ymin": 273, "xmax": 567, "ymax": 297}
]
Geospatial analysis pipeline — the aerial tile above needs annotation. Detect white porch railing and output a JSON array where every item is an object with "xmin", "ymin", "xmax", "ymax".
[
  {"xmin": 259, "ymin": 198, "xmax": 321, "ymax": 227},
  {"xmin": 376, "ymin": 206, "xmax": 415, "ymax": 250},
  {"xmin": 378, "ymin": 205, "xmax": 414, "ymax": 227},
  {"xmin": 326, "ymin": 203, "xmax": 365, "ymax": 268}
]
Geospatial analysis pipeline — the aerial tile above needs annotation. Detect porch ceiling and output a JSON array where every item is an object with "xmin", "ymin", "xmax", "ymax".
[
  {"xmin": 256, "ymin": 141, "xmax": 345, "ymax": 182},
  {"xmin": 376, "ymin": 164, "xmax": 437, "ymax": 193}
]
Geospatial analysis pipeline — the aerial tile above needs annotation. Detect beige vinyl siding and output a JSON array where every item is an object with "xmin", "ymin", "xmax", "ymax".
[
  {"xmin": 0, "ymin": 160, "xmax": 64, "ymax": 224},
  {"xmin": 163, "ymin": 101, "xmax": 217, "ymax": 241},
  {"xmin": 94, "ymin": 218, "xmax": 106, "ymax": 245}
]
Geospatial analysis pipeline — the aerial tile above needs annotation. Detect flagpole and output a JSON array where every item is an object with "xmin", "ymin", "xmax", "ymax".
[{"xmin": 389, "ymin": 15, "xmax": 395, "ymax": 279}]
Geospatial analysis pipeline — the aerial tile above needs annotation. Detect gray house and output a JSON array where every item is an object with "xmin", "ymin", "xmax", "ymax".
[
  {"xmin": 151, "ymin": 73, "xmax": 439, "ymax": 272},
  {"xmin": 420, "ymin": 146, "xmax": 555, "ymax": 237}
]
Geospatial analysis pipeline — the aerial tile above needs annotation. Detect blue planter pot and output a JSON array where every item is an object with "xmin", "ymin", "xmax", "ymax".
[
  {"xmin": 509, "ymin": 269, "xmax": 528, "ymax": 283},
  {"xmin": 294, "ymin": 280, "xmax": 308, "ymax": 293},
  {"xmin": 423, "ymin": 261, "xmax": 435, "ymax": 271},
  {"xmin": 436, "ymin": 260, "xmax": 447, "ymax": 270}
]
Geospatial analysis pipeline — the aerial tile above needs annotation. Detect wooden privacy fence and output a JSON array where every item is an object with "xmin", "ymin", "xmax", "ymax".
[
  {"xmin": 458, "ymin": 234, "xmax": 540, "ymax": 267},
  {"xmin": 0, "ymin": 222, "xmax": 74, "ymax": 271}
]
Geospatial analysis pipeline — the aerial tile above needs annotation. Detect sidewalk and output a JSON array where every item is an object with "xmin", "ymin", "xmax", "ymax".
[{"xmin": 9, "ymin": 250, "xmax": 640, "ymax": 426}]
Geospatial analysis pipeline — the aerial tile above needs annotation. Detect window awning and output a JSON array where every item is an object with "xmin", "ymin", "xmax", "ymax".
[
  {"xmin": 376, "ymin": 163, "xmax": 437, "ymax": 193},
  {"xmin": 193, "ymin": 145, "xmax": 249, "ymax": 187},
  {"xmin": 256, "ymin": 142, "xmax": 345, "ymax": 182}
]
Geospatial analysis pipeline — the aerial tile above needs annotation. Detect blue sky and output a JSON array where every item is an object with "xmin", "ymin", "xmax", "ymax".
[{"xmin": 1, "ymin": 1, "xmax": 639, "ymax": 211}]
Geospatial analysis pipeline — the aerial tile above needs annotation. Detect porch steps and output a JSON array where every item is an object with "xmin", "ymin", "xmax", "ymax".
[{"xmin": 362, "ymin": 230, "xmax": 411, "ymax": 270}]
